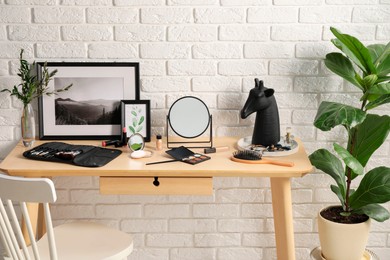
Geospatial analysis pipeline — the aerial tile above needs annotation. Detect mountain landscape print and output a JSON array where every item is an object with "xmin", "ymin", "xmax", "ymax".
[
  {"xmin": 54, "ymin": 77, "xmax": 123, "ymax": 125},
  {"xmin": 55, "ymin": 98, "xmax": 121, "ymax": 125}
]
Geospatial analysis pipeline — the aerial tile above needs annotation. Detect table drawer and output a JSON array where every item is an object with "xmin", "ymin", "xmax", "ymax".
[{"xmin": 100, "ymin": 177, "xmax": 213, "ymax": 195}]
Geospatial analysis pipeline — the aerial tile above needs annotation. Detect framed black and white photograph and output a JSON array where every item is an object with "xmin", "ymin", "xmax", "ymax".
[
  {"xmin": 121, "ymin": 100, "xmax": 151, "ymax": 142},
  {"xmin": 38, "ymin": 62, "xmax": 140, "ymax": 140}
]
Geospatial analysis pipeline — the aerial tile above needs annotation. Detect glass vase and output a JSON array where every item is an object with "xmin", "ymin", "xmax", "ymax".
[{"xmin": 21, "ymin": 103, "xmax": 36, "ymax": 147}]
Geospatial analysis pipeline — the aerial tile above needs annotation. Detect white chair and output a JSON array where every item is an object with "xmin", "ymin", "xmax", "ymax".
[{"xmin": 0, "ymin": 174, "xmax": 133, "ymax": 260}]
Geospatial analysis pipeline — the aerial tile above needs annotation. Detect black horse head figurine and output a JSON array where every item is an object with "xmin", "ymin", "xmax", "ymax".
[{"xmin": 241, "ymin": 78, "xmax": 280, "ymax": 146}]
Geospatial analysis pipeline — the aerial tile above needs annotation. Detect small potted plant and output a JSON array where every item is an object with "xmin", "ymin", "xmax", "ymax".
[
  {"xmin": 1, "ymin": 49, "xmax": 71, "ymax": 147},
  {"xmin": 309, "ymin": 27, "xmax": 390, "ymax": 259}
]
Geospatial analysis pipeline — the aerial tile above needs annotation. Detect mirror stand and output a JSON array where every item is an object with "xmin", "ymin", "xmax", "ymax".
[{"xmin": 166, "ymin": 115, "xmax": 213, "ymax": 149}]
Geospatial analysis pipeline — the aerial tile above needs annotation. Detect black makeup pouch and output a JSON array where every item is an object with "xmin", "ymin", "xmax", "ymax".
[{"xmin": 23, "ymin": 142, "xmax": 122, "ymax": 167}]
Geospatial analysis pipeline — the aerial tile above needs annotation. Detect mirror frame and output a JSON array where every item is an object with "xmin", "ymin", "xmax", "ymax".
[
  {"xmin": 168, "ymin": 96, "xmax": 211, "ymax": 138},
  {"xmin": 166, "ymin": 96, "xmax": 213, "ymax": 149},
  {"xmin": 127, "ymin": 133, "xmax": 145, "ymax": 151}
]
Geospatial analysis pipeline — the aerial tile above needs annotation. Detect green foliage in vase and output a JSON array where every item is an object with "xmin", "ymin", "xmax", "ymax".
[
  {"xmin": 1, "ymin": 49, "xmax": 72, "ymax": 106},
  {"xmin": 309, "ymin": 27, "xmax": 390, "ymax": 222}
]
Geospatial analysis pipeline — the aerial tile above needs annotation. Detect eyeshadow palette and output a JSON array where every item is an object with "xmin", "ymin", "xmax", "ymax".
[
  {"xmin": 166, "ymin": 146, "xmax": 210, "ymax": 165},
  {"xmin": 181, "ymin": 153, "xmax": 210, "ymax": 165}
]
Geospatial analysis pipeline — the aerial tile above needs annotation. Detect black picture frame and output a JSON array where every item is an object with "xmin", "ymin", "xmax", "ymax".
[
  {"xmin": 121, "ymin": 100, "xmax": 151, "ymax": 142},
  {"xmin": 38, "ymin": 62, "xmax": 140, "ymax": 140}
]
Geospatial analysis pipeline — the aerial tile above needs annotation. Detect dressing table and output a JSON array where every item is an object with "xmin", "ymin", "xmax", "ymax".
[{"xmin": 0, "ymin": 136, "xmax": 313, "ymax": 260}]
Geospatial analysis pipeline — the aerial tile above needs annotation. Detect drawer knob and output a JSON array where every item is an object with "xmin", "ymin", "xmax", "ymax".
[{"xmin": 153, "ymin": 177, "xmax": 160, "ymax": 187}]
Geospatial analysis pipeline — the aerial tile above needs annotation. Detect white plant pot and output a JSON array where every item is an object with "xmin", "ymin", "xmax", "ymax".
[{"xmin": 318, "ymin": 207, "xmax": 371, "ymax": 260}]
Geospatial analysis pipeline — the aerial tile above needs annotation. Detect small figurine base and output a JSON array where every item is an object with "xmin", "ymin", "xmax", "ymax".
[{"xmin": 237, "ymin": 136, "xmax": 299, "ymax": 157}]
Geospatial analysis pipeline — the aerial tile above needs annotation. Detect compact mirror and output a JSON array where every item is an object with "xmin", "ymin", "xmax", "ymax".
[
  {"xmin": 128, "ymin": 133, "xmax": 145, "ymax": 151},
  {"xmin": 167, "ymin": 96, "xmax": 212, "ymax": 148}
]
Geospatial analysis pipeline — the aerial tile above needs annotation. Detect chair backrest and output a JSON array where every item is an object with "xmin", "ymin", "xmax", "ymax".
[{"xmin": 0, "ymin": 174, "xmax": 57, "ymax": 260}]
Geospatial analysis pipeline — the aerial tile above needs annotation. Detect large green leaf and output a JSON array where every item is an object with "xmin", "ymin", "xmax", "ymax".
[
  {"xmin": 330, "ymin": 27, "xmax": 376, "ymax": 74},
  {"xmin": 350, "ymin": 114, "xmax": 390, "ymax": 167},
  {"xmin": 362, "ymin": 83, "xmax": 390, "ymax": 107},
  {"xmin": 356, "ymin": 204, "xmax": 390, "ymax": 222},
  {"xmin": 324, "ymin": 53, "xmax": 362, "ymax": 90},
  {"xmin": 333, "ymin": 143, "xmax": 364, "ymax": 176},
  {"xmin": 371, "ymin": 42, "xmax": 390, "ymax": 76},
  {"xmin": 314, "ymin": 101, "xmax": 366, "ymax": 131},
  {"xmin": 365, "ymin": 94, "xmax": 390, "ymax": 110},
  {"xmin": 377, "ymin": 55, "xmax": 390, "ymax": 76},
  {"xmin": 309, "ymin": 149, "xmax": 346, "ymax": 198},
  {"xmin": 368, "ymin": 83, "xmax": 390, "ymax": 95},
  {"xmin": 377, "ymin": 76, "xmax": 390, "ymax": 84},
  {"xmin": 367, "ymin": 44, "xmax": 386, "ymax": 63},
  {"xmin": 331, "ymin": 184, "xmax": 345, "ymax": 208},
  {"xmin": 349, "ymin": 167, "xmax": 390, "ymax": 210}
]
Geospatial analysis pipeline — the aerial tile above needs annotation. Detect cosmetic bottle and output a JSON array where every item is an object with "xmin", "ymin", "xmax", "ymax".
[
  {"xmin": 285, "ymin": 127, "xmax": 292, "ymax": 144},
  {"xmin": 156, "ymin": 134, "xmax": 163, "ymax": 151}
]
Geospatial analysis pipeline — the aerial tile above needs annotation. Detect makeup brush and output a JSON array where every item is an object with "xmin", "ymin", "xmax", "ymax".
[
  {"xmin": 231, "ymin": 150, "xmax": 294, "ymax": 167},
  {"xmin": 145, "ymin": 159, "xmax": 179, "ymax": 165}
]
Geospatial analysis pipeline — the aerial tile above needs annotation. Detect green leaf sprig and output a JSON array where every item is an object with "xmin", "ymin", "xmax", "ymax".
[{"xmin": 1, "ymin": 49, "xmax": 72, "ymax": 106}]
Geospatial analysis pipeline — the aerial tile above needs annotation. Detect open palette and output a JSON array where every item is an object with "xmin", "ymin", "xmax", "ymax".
[{"xmin": 166, "ymin": 146, "xmax": 210, "ymax": 165}]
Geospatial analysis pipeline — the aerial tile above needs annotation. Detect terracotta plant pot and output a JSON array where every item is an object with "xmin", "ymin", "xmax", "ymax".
[{"xmin": 318, "ymin": 206, "xmax": 371, "ymax": 260}]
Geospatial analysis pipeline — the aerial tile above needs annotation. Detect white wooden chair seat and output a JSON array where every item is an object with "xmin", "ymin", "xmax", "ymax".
[
  {"xmin": 28, "ymin": 222, "xmax": 133, "ymax": 260},
  {"xmin": 0, "ymin": 173, "xmax": 133, "ymax": 260}
]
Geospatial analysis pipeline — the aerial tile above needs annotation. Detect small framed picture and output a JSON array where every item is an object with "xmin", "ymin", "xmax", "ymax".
[{"xmin": 121, "ymin": 100, "xmax": 151, "ymax": 142}]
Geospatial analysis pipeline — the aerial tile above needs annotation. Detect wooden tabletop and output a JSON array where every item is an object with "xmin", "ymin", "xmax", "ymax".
[{"xmin": 0, "ymin": 137, "xmax": 313, "ymax": 178}]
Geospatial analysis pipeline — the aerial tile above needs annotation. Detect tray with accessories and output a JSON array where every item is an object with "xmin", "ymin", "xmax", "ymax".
[
  {"xmin": 23, "ymin": 142, "xmax": 122, "ymax": 167},
  {"xmin": 237, "ymin": 136, "xmax": 299, "ymax": 157}
]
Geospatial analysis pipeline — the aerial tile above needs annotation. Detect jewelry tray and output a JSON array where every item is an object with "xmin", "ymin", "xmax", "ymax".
[{"xmin": 237, "ymin": 136, "xmax": 299, "ymax": 157}]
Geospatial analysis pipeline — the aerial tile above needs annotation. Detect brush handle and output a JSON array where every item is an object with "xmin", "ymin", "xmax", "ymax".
[
  {"xmin": 261, "ymin": 159, "xmax": 294, "ymax": 167},
  {"xmin": 146, "ymin": 159, "xmax": 179, "ymax": 165},
  {"xmin": 230, "ymin": 157, "xmax": 294, "ymax": 167}
]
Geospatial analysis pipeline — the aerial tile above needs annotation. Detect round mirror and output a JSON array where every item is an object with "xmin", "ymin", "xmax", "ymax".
[
  {"xmin": 128, "ymin": 133, "xmax": 145, "ymax": 151},
  {"xmin": 168, "ymin": 96, "xmax": 210, "ymax": 138}
]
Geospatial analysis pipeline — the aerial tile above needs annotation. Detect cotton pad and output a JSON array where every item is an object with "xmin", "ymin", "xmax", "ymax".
[{"xmin": 130, "ymin": 150, "xmax": 153, "ymax": 159}]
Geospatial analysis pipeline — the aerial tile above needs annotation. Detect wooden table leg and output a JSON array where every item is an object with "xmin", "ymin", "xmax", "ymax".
[
  {"xmin": 21, "ymin": 203, "xmax": 45, "ymax": 245},
  {"xmin": 270, "ymin": 177, "xmax": 296, "ymax": 260},
  {"xmin": 37, "ymin": 203, "xmax": 46, "ymax": 238}
]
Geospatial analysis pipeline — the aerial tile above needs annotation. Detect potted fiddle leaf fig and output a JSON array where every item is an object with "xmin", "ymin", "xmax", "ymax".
[{"xmin": 309, "ymin": 27, "xmax": 390, "ymax": 260}]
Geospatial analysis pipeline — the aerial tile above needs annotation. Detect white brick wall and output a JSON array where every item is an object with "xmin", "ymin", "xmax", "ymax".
[{"xmin": 0, "ymin": 1, "xmax": 389, "ymax": 260}]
